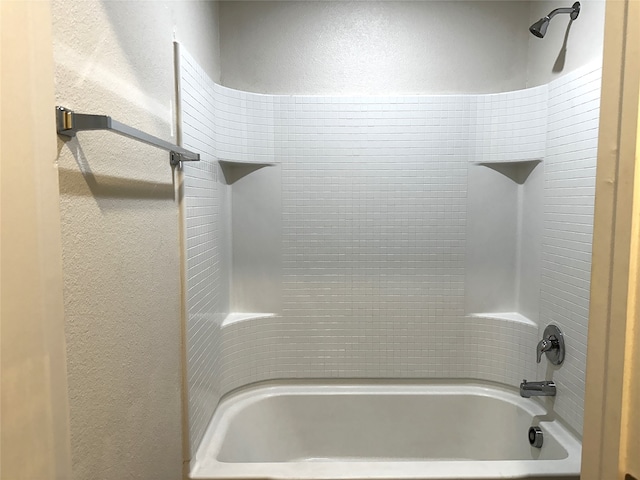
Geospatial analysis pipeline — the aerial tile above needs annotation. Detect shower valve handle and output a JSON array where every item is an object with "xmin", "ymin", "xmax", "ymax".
[
  {"xmin": 536, "ymin": 325, "xmax": 565, "ymax": 365},
  {"xmin": 536, "ymin": 337, "xmax": 557, "ymax": 363}
]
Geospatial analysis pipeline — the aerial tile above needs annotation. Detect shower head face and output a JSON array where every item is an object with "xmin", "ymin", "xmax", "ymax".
[{"xmin": 530, "ymin": 17, "xmax": 550, "ymax": 38}]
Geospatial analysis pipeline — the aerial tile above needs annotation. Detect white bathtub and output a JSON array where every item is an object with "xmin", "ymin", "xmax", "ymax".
[{"xmin": 191, "ymin": 382, "xmax": 581, "ymax": 480}]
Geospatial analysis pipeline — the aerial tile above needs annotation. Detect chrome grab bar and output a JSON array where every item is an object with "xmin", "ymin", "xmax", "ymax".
[{"xmin": 55, "ymin": 106, "xmax": 200, "ymax": 166}]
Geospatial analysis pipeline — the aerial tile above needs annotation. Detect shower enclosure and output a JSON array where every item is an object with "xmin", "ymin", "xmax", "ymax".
[{"xmin": 178, "ymin": 35, "xmax": 601, "ymax": 478}]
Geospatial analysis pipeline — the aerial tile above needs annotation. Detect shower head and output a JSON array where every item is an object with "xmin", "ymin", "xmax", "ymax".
[
  {"xmin": 529, "ymin": 17, "xmax": 550, "ymax": 38},
  {"xmin": 529, "ymin": 2, "xmax": 580, "ymax": 38}
]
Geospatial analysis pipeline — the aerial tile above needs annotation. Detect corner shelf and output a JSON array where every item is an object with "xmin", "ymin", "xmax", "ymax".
[
  {"xmin": 218, "ymin": 159, "xmax": 276, "ymax": 184},
  {"xmin": 468, "ymin": 312, "xmax": 536, "ymax": 327},
  {"xmin": 221, "ymin": 312, "xmax": 275, "ymax": 328},
  {"xmin": 473, "ymin": 159, "xmax": 541, "ymax": 184}
]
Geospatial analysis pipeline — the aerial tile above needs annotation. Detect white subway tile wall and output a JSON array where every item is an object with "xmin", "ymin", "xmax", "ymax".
[
  {"xmin": 179, "ymin": 50, "xmax": 231, "ymax": 454},
  {"xmin": 538, "ymin": 65, "xmax": 601, "ymax": 434},
  {"xmin": 473, "ymin": 85, "xmax": 548, "ymax": 163},
  {"xmin": 278, "ymin": 94, "xmax": 469, "ymax": 381},
  {"xmin": 180, "ymin": 44, "xmax": 600, "ymax": 453}
]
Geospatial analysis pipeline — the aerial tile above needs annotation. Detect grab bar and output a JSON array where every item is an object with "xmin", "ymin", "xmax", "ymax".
[{"xmin": 55, "ymin": 106, "xmax": 200, "ymax": 166}]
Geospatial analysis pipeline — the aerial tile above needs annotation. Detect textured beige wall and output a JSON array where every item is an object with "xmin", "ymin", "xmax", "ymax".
[
  {"xmin": 219, "ymin": 1, "xmax": 530, "ymax": 94},
  {"xmin": 526, "ymin": 0, "xmax": 605, "ymax": 86},
  {"xmin": 51, "ymin": 1, "xmax": 220, "ymax": 479},
  {"xmin": 1, "ymin": 2, "xmax": 72, "ymax": 478}
]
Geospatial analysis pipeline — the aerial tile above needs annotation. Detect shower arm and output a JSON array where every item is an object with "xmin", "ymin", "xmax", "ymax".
[
  {"xmin": 545, "ymin": 2, "xmax": 581, "ymax": 21},
  {"xmin": 547, "ymin": 6, "xmax": 576, "ymax": 19}
]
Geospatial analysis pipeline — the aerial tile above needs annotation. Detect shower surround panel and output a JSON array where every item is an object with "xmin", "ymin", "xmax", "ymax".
[
  {"xmin": 180, "ymin": 51, "xmax": 232, "ymax": 452},
  {"xmin": 179, "ymin": 47, "xmax": 599, "ymax": 453},
  {"xmin": 538, "ymin": 65, "xmax": 601, "ymax": 434},
  {"xmin": 279, "ymin": 97, "xmax": 468, "ymax": 379}
]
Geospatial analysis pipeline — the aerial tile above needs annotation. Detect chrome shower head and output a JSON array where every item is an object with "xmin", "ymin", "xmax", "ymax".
[
  {"xmin": 529, "ymin": 2, "xmax": 580, "ymax": 38},
  {"xmin": 529, "ymin": 17, "xmax": 550, "ymax": 38}
]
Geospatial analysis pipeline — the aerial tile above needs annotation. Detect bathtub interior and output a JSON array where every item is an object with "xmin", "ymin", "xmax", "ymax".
[
  {"xmin": 216, "ymin": 389, "xmax": 567, "ymax": 462},
  {"xmin": 191, "ymin": 382, "xmax": 582, "ymax": 479}
]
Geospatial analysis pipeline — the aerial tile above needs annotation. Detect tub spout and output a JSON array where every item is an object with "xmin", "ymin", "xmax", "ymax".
[{"xmin": 520, "ymin": 379, "xmax": 556, "ymax": 398}]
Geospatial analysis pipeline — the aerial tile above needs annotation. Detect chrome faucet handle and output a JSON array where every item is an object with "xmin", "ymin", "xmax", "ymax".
[
  {"xmin": 536, "ymin": 325, "xmax": 565, "ymax": 365},
  {"xmin": 536, "ymin": 338, "xmax": 555, "ymax": 363}
]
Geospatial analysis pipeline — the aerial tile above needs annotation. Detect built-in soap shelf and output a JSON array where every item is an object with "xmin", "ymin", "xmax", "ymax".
[
  {"xmin": 221, "ymin": 312, "xmax": 275, "ymax": 327},
  {"xmin": 468, "ymin": 312, "xmax": 536, "ymax": 327},
  {"xmin": 218, "ymin": 159, "xmax": 276, "ymax": 184},
  {"xmin": 473, "ymin": 159, "xmax": 541, "ymax": 185}
]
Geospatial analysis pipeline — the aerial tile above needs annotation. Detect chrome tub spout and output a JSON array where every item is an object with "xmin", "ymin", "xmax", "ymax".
[{"xmin": 520, "ymin": 379, "xmax": 556, "ymax": 397}]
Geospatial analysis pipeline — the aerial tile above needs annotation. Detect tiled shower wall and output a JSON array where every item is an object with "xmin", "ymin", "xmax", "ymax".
[
  {"xmin": 537, "ymin": 65, "xmax": 602, "ymax": 434},
  {"xmin": 180, "ymin": 48, "xmax": 278, "ymax": 453},
  {"xmin": 180, "ymin": 51, "xmax": 230, "ymax": 452},
  {"xmin": 180, "ymin": 46, "xmax": 600, "ymax": 452}
]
